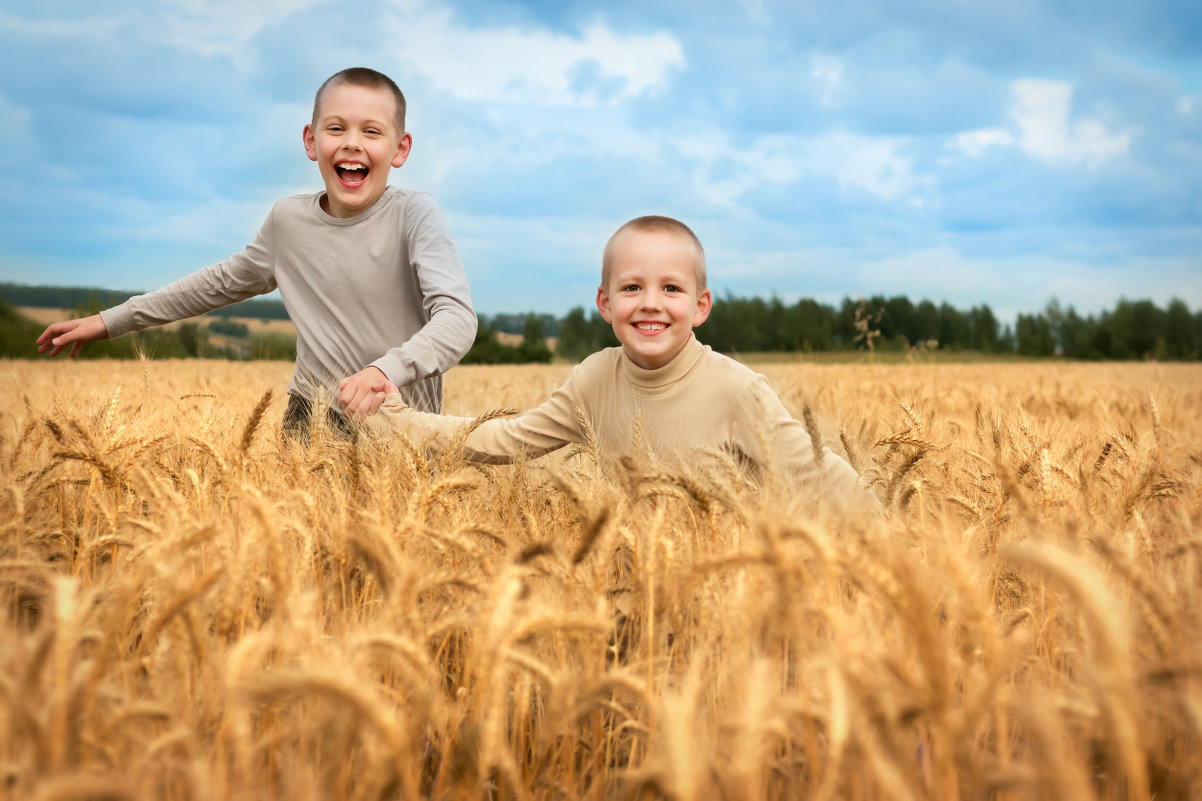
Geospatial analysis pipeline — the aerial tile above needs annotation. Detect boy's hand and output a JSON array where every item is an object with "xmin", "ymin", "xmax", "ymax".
[
  {"xmin": 338, "ymin": 366, "xmax": 399, "ymax": 420},
  {"xmin": 37, "ymin": 315, "xmax": 109, "ymax": 358},
  {"xmin": 369, "ymin": 379, "xmax": 401, "ymax": 396}
]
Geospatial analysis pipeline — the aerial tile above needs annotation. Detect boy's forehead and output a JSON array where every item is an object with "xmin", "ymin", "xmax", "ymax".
[
  {"xmin": 608, "ymin": 229, "xmax": 702, "ymax": 282},
  {"xmin": 612, "ymin": 229, "xmax": 697, "ymax": 265},
  {"xmin": 316, "ymin": 81, "xmax": 398, "ymax": 121}
]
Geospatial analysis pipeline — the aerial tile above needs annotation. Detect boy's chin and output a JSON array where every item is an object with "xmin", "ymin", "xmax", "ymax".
[
  {"xmin": 622, "ymin": 344, "xmax": 678, "ymax": 370},
  {"xmin": 324, "ymin": 185, "xmax": 386, "ymax": 217}
]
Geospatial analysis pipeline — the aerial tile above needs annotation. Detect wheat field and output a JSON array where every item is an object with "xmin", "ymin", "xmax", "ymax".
[{"xmin": 2, "ymin": 357, "xmax": 1200, "ymax": 801}]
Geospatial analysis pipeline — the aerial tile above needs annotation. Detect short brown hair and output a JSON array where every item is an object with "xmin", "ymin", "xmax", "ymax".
[
  {"xmin": 601, "ymin": 215, "xmax": 707, "ymax": 291},
  {"xmin": 312, "ymin": 67, "xmax": 407, "ymax": 132}
]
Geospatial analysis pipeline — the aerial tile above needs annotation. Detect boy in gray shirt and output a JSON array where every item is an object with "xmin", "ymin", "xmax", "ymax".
[{"xmin": 36, "ymin": 68, "xmax": 476, "ymax": 433}]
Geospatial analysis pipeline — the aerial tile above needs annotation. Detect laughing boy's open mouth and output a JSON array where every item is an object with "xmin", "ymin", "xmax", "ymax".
[{"xmin": 336, "ymin": 162, "xmax": 368, "ymax": 184}]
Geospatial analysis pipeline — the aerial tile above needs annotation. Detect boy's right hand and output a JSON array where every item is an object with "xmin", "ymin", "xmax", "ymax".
[{"xmin": 36, "ymin": 315, "xmax": 110, "ymax": 358}]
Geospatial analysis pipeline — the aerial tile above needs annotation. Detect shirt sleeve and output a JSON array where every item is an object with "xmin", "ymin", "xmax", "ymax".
[
  {"xmin": 100, "ymin": 211, "xmax": 278, "ymax": 338},
  {"xmin": 369, "ymin": 194, "xmax": 477, "ymax": 387},
  {"xmin": 369, "ymin": 369, "xmax": 589, "ymax": 463},
  {"xmin": 737, "ymin": 375, "xmax": 881, "ymax": 512}
]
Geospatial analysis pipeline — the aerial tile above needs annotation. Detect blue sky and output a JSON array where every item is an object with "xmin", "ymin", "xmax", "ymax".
[{"xmin": 1, "ymin": 1, "xmax": 1199, "ymax": 323}]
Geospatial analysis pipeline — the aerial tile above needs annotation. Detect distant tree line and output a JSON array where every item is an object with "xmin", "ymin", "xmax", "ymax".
[
  {"xmin": 462, "ymin": 314, "xmax": 554, "ymax": 364},
  {"xmin": 552, "ymin": 294, "xmax": 1201, "ymax": 361},
  {"xmin": 3, "ymin": 281, "xmax": 1199, "ymax": 362},
  {"xmin": 0, "ymin": 283, "xmax": 290, "ymax": 321},
  {"xmin": 688, "ymin": 294, "xmax": 1005, "ymax": 355},
  {"xmin": 0, "ymin": 297, "xmax": 295, "ymax": 361},
  {"xmin": 479, "ymin": 312, "xmax": 559, "ymax": 338},
  {"xmin": 1, "ymin": 282, "xmax": 134, "ymax": 311},
  {"xmin": 1014, "ymin": 298, "xmax": 1199, "ymax": 360}
]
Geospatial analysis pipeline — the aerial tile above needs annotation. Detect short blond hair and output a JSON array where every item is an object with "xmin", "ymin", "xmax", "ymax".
[
  {"xmin": 313, "ymin": 67, "xmax": 407, "ymax": 133},
  {"xmin": 601, "ymin": 216, "xmax": 707, "ymax": 291}
]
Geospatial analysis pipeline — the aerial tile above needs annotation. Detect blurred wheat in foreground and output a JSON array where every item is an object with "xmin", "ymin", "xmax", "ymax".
[{"xmin": 2, "ymin": 358, "xmax": 1200, "ymax": 801}]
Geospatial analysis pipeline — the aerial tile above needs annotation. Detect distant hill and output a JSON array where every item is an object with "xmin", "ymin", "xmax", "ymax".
[
  {"xmin": 0, "ymin": 282, "xmax": 291, "ymax": 321},
  {"xmin": 0, "ymin": 282, "xmax": 134, "ymax": 310}
]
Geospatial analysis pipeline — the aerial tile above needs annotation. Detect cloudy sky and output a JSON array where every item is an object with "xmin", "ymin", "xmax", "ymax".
[{"xmin": 1, "ymin": 0, "xmax": 1199, "ymax": 322}]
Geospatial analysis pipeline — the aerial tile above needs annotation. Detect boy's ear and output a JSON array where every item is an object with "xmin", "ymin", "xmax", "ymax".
[
  {"xmin": 303, "ymin": 124, "xmax": 318, "ymax": 162},
  {"xmin": 595, "ymin": 286, "xmax": 614, "ymax": 324},
  {"xmin": 392, "ymin": 132, "xmax": 413, "ymax": 169},
  {"xmin": 692, "ymin": 289, "xmax": 713, "ymax": 327}
]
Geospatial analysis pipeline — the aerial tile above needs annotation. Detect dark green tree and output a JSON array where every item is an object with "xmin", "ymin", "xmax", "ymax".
[
  {"xmin": 518, "ymin": 313, "xmax": 553, "ymax": 363},
  {"xmin": 938, "ymin": 302, "xmax": 970, "ymax": 350},
  {"xmin": 1015, "ymin": 313, "xmax": 1054, "ymax": 356},
  {"xmin": 969, "ymin": 305, "xmax": 1000, "ymax": 352},
  {"xmin": 556, "ymin": 306, "xmax": 617, "ymax": 361},
  {"xmin": 914, "ymin": 300, "xmax": 940, "ymax": 344},
  {"xmin": 1164, "ymin": 298, "xmax": 1194, "ymax": 359},
  {"xmin": 1058, "ymin": 306, "xmax": 1101, "ymax": 359}
]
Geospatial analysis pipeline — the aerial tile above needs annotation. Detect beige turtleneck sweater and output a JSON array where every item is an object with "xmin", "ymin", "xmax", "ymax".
[{"xmin": 373, "ymin": 335, "xmax": 879, "ymax": 509}]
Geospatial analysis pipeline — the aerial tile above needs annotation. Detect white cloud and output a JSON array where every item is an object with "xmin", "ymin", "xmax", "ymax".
[
  {"xmin": 671, "ymin": 133, "xmax": 802, "ymax": 206},
  {"xmin": 951, "ymin": 128, "xmax": 1015, "ymax": 158},
  {"xmin": 1, "ymin": 3, "xmax": 323, "ymax": 64},
  {"xmin": 384, "ymin": 2, "xmax": 685, "ymax": 107},
  {"xmin": 1009, "ymin": 79, "xmax": 1133, "ymax": 167},
  {"xmin": 947, "ymin": 79, "xmax": 1134, "ymax": 167},
  {"xmin": 0, "ymin": 11, "xmax": 123, "ymax": 38},
  {"xmin": 155, "ymin": 0, "xmax": 327, "ymax": 61},
  {"xmin": 825, "ymin": 134, "xmax": 920, "ymax": 200},
  {"xmin": 671, "ymin": 130, "xmax": 931, "ymax": 206}
]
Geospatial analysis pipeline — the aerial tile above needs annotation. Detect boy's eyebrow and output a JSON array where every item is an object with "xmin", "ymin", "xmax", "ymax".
[
  {"xmin": 318, "ymin": 113, "xmax": 391, "ymax": 128},
  {"xmin": 612, "ymin": 273, "xmax": 694, "ymax": 286}
]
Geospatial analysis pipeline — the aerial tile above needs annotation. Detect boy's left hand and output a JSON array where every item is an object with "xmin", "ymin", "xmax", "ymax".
[{"xmin": 338, "ymin": 366, "xmax": 399, "ymax": 420}]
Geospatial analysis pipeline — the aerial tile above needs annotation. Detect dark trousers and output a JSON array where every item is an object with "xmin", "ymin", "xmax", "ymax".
[{"xmin": 282, "ymin": 393, "xmax": 355, "ymax": 440}]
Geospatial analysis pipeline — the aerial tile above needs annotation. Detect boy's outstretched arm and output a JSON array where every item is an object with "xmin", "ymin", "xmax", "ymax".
[
  {"xmin": 365, "ymin": 377, "xmax": 585, "ymax": 463},
  {"xmin": 359, "ymin": 194, "xmax": 476, "ymax": 413},
  {"xmin": 36, "ymin": 314, "xmax": 109, "ymax": 358}
]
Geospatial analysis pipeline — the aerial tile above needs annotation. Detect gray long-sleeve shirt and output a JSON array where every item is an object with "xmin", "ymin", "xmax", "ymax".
[{"xmin": 101, "ymin": 187, "xmax": 477, "ymax": 412}]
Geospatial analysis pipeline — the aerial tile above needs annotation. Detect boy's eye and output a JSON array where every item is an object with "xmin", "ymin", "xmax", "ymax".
[
  {"xmin": 621, "ymin": 284, "xmax": 640, "ymax": 292},
  {"xmin": 664, "ymin": 285, "xmax": 681, "ymax": 293}
]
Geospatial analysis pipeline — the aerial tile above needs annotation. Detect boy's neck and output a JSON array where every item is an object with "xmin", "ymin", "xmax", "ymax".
[{"xmin": 320, "ymin": 186, "xmax": 390, "ymax": 218}]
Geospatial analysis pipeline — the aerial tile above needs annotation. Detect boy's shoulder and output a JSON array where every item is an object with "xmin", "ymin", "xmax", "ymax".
[
  {"xmin": 696, "ymin": 341, "xmax": 767, "ymax": 382},
  {"xmin": 693, "ymin": 343, "xmax": 790, "ymax": 411},
  {"xmin": 573, "ymin": 345, "xmax": 623, "ymax": 378}
]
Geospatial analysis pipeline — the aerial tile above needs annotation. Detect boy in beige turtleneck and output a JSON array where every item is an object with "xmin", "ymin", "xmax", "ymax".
[{"xmin": 370, "ymin": 215, "xmax": 879, "ymax": 509}]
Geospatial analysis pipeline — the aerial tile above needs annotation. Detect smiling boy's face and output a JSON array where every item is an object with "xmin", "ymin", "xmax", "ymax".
[
  {"xmin": 596, "ymin": 228, "xmax": 713, "ymax": 370},
  {"xmin": 303, "ymin": 81, "xmax": 411, "ymax": 218}
]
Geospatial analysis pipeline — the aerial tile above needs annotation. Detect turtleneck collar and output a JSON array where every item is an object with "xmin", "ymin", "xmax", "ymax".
[{"xmin": 619, "ymin": 333, "xmax": 706, "ymax": 388}]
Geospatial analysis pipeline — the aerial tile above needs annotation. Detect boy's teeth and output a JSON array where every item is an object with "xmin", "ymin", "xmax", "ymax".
[{"xmin": 638, "ymin": 323, "xmax": 665, "ymax": 331}]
